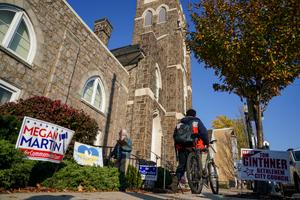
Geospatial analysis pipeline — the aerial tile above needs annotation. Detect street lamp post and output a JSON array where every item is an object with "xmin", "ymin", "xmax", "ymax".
[{"xmin": 243, "ymin": 103, "xmax": 253, "ymax": 149}]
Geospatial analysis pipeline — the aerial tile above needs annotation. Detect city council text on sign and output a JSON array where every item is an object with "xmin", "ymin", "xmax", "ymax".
[{"xmin": 239, "ymin": 148, "xmax": 291, "ymax": 183}]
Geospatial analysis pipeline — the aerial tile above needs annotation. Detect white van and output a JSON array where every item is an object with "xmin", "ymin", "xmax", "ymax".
[
  {"xmin": 281, "ymin": 149, "xmax": 300, "ymax": 195},
  {"xmin": 291, "ymin": 149, "xmax": 300, "ymax": 192}
]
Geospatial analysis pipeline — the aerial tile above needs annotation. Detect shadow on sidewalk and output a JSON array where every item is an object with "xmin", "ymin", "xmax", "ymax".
[
  {"xmin": 24, "ymin": 195, "xmax": 74, "ymax": 200},
  {"xmin": 195, "ymin": 191, "xmax": 260, "ymax": 200},
  {"xmin": 126, "ymin": 192, "xmax": 168, "ymax": 200},
  {"xmin": 222, "ymin": 192, "xmax": 262, "ymax": 199}
]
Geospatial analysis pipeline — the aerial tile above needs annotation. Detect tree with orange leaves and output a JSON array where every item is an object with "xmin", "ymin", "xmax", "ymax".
[{"xmin": 187, "ymin": 0, "xmax": 300, "ymax": 148}]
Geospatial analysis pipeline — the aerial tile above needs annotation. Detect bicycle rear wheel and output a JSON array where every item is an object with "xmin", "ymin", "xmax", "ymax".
[
  {"xmin": 186, "ymin": 152, "xmax": 203, "ymax": 194},
  {"xmin": 208, "ymin": 162, "xmax": 219, "ymax": 194}
]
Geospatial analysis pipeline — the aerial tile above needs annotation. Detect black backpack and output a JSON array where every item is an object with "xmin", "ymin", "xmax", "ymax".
[{"xmin": 173, "ymin": 122, "xmax": 195, "ymax": 144}]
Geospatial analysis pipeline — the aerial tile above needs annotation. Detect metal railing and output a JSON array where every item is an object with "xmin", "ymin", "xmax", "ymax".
[
  {"xmin": 97, "ymin": 145, "xmax": 141, "ymax": 169},
  {"xmin": 98, "ymin": 145, "xmax": 175, "ymax": 169},
  {"xmin": 97, "ymin": 145, "xmax": 177, "ymax": 190}
]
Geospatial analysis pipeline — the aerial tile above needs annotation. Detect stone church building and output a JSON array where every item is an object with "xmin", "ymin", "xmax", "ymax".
[{"xmin": 0, "ymin": 0, "xmax": 191, "ymax": 167}]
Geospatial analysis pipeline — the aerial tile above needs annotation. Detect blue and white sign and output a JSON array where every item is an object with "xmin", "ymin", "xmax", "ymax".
[
  {"xmin": 139, "ymin": 165, "xmax": 157, "ymax": 181},
  {"xmin": 73, "ymin": 142, "xmax": 103, "ymax": 167}
]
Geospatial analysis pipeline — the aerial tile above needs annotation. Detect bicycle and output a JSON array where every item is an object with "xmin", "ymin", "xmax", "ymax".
[
  {"xmin": 186, "ymin": 139, "xmax": 219, "ymax": 194},
  {"xmin": 202, "ymin": 139, "xmax": 219, "ymax": 194}
]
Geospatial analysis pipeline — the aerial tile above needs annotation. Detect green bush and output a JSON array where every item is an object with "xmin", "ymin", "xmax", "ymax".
[
  {"xmin": 0, "ymin": 140, "xmax": 36, "ymax": 189},
  {"xmin": 43, "ymin": 160, "xmax": 120, "ymax": 191},
  {"xmin": 125, "ymin": 165, "xmax": 142, "ymax": 190},
  {"xmin": 0, "ymin": 115, "xmax": 66, "ymax": 187},
  {"xmin": 0, "ymin": 139, "xmax": 23, "ymax": 169},
  {"xmin": 0, "ymin": 115, "xmax": 21, "ymax": 144},
  {"xmin": 0, "ymin": 97, "xmax": 104, "ymax": 190},
  {"xmin": 0, "ymin": 96, "xmax": 99, "ymax": 158},
  {"xmin": 28, "ymin": 161, "xmax": 65, "ymax": 186},
  {"xmin": 155, "ymin": 167, "xmax": 173, "ymax": 188}
]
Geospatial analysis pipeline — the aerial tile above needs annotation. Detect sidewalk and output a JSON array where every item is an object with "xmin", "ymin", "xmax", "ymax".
[{"xmin": 0, "ymin": 188, "xmax": 256, "ymax": 200}]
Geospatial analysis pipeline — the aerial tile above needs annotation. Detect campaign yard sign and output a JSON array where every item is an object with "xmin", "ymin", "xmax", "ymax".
[
  {"xmin": 16, "ymin": 117, "xmax": 74, "ymax": 163},
  {"xmin": 73, "ymin": 142, "xmax": 103, "ymax": 167},
  {"xmin": 139, "ymin": 165, "xmax": 157, "ymax": 181},
  {"xmin": 239, "ymin": 148, "xmax": 291, "ymax": 183}
]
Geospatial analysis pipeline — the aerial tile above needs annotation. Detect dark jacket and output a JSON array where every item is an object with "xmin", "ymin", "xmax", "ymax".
[
  {"xmin": 110, "ymin": 138, "xmax": 132, "ymax": 159},
  {"xmin": 174, "ymin": 116, "xmax": 209, "ymax": 149}
]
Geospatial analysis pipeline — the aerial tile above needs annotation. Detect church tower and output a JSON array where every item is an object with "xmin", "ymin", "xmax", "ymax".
[{"xmin": 126, "ymin": 0, "xmax": 192, "ymax": 168}]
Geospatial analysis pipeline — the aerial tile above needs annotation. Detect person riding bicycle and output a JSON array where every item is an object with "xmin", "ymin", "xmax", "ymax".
[{"xmin": 173, "ymin": 109, "xmax": 209, "ymax": 185}]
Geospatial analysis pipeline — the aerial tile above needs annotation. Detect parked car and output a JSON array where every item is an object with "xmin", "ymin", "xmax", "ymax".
[
  {"xmin": 281, "ymin": 149, "xmax": 300, "ymax": 195},
  {"xmin": 291, "ymin": 149, "xmax": 300, "ymax": 192}
]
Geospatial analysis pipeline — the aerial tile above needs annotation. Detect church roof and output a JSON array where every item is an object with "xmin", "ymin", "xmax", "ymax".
[{"xmin": 111, "ymin": 44, "xmax": 145, "ymax": 68}]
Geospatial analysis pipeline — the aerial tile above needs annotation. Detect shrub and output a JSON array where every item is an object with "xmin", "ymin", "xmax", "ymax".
[
  {"xmin": 0, "ymin": 139, "xmax": 26, "ymax": 170},
  {"xmin": 28, "ymin": 161, "xmax": 65, "ymax": 186},
  {"xmin": 125, "ymin": 165, "xmax": 142, "ymax": 190},
  {"xmin": 0, "ymin": 96, "xmax": 99, "ymax": 158},
  {"xmin": 43, "ymin": 160, "xmax": 120, "ymax": 191},
  {"xmin": 0, "ymin": 115, "xmax": 22, "ymax": 144},
  {"xmin": 0, "ymin": 115, "xmax": 66, "ymax": 186},
  {"xmin": 0, "ymin": 140, "xmax": 36, "ymax": 189}
]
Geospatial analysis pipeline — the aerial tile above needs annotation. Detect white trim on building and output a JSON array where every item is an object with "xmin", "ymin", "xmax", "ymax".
[
  {"xmin": 0, "ymin": 4, "xmax": 37, "ymax": 64},
  {"xmin": 0, "ymin": 79, "xmax": 21, "ymax": 104},
  {"xmin": 81, "ymin": 76, "xmax": 106, "ymax": 113},
  {"xmin": 165, "ymin": 112, "xmax": 185, "ymax": 120},
  {"xmin": 135, "ymin": 88, "xmax": 155, "ymax": 99}
]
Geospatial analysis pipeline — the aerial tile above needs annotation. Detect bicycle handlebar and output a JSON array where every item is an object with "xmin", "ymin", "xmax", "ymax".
[{"xmin": 199, "ymin": 140, "xmax": 217, "ymax": 153}]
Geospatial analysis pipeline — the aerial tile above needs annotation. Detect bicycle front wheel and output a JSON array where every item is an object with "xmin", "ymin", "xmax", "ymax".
[
  {"xmin": 208, "ymin": 162, "xmax": 219, "ymax": 194},
  {"xmin": 186, "ymin": 152, "xmax": 203, "ymax": 194}
]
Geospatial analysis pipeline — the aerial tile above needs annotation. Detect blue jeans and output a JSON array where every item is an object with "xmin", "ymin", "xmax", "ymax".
[{"xmin": 176, "ymin": 149, "xmax": 189, "ymax": 180}]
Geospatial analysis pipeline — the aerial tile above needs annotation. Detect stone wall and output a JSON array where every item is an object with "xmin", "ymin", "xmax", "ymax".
[
  {"xmin": 0, "ymin": 0, "xmax": 193, "ymax": 167},
  {"xmin": 128, "ymin": 0, "xmax": 192, "ymax": 167},
  {"xmin": 0, "ymin": 0, "xmax": 129, "ymax": 147}
]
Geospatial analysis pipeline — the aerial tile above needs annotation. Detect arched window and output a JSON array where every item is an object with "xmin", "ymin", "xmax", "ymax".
[
  {"xmin": 158, "ymin": 7, "xmax": 167, "ymax": 23},
  {"xmin": 154, "ymin": 65, "xmax": 162, "ymax": 100},
  {"xmin": 0, "ymin": 4, "xmax": 36, "ymax": 63},
  {"xmin": 82, "ymin": 77, "xmax": 106, "ymax": 112},
  {"xmin": 144, "ymin": 10, "xmax": 153, "ymax": 26}
]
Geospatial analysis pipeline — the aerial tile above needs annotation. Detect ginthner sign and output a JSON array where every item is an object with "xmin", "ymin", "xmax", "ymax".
[{"xmin": 238, "ymin": 148, "xmax": 291, "ymax": 183}]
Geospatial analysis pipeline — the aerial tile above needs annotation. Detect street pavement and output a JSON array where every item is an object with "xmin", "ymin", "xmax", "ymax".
[{"xmin": 0, "ymin": 188, "xmax": 257, "ymax": 200}]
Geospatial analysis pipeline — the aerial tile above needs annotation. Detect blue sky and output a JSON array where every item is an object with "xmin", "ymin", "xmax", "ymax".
[{"xmin": 67, "ymin": 0, "xmax": 300, "ymax": 151}]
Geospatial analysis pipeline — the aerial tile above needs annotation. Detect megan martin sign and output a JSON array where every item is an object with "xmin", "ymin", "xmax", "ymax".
[
  {"xmin": 16, "ymin": 117, "xmax": 74, "ymax": 163},
  {"xmin": 238, "ymin": 148, "xmax": 291, "ymax": 183}
]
